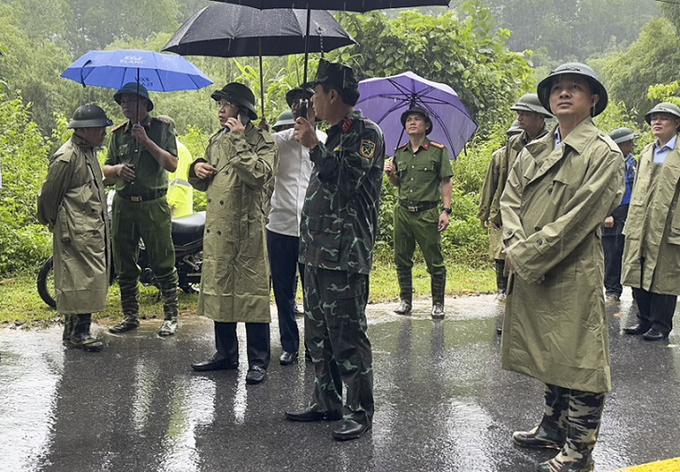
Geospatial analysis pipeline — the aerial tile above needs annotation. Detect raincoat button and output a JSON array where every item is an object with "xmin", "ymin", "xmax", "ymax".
[
  {"xmin": 206, "ymin": 229, "xmax": 210, "ymax": 233},
  {"xmin": 538, "ymin": 239, "xmax": 544, "ymax": 246},
  {"xmin": 548, "ymin": 188, "xmax": 553, "ymax": 194},
  {"xmin": 220, "ymin": 200, "xmax": 224, "ymax": 205},
  {"xmin": 535, "ymin": 226, "xmax": 541, "ymax": 231},
  {"xmin": 208, "ymin": 198, "xmax": 211, "ymax": 203},
  {"xmin": 217, "ymin": 231, "xmax": 222, "ymax": 236}
]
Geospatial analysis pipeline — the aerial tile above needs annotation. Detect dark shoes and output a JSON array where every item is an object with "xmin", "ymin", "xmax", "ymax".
[
  {"xmin": 69, "ymin": 333, "xmax": 104, "ymax": 352},
  {"xmin": 109, "ymin": 316, "xmax": 140, "ymax": 334},
  {"xmin": 393, "ymin": 300, "xmax": 412, "ymax": 315},
  {"xmin": 332, "ymin": 419, "xmax": 372, "ymax": 441},
  {"xmin": 643, "ymin": 328, "xmax": 669, "ymax": 341},
  {"xmin": 285, "ymin": 406, "xmax": 343, "ymax": 422},
  {"xmin": 431, "ymin": 304, "xmax": 445, "ymax": 320},
  {"xmin": 513, "ymin": 424, "xmax": 565, "ymax": 450},
  {"xmin": 536, "ymin": 457, "xmax": 594, "ymax": 472},
  {"xmin": 245, "ymin": 366, "xmax": 267, "ymax": 384},
  {"xmin": 279, "ymin": 351, "xmax": 299, "ymax": 365},
  {"xmin": 191, "ymin": 355, "xmax": 238, "ymax": 372},
  {"xmin": 158, "ymin": 319, "xmax": 178, "ymax": 337},
  {"xmin": 623, "ymin": 323, "xmax": 651, "ymax": 335}
]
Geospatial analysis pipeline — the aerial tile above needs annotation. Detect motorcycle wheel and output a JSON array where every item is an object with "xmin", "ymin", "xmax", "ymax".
[{"xmin": 37, "ymin": 257, "xmax": 57, "ymax": 309}]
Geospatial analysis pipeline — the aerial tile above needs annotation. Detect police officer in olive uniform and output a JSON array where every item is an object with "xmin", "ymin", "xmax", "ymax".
[
  {"xmin": 384, "ymin": 107, "xmax": 453, "ymax": 319},
  {"xmin": 285, "ymin": 60, "xmax": 384, "ymax": 442},
  {"xmin": 103, "ymin": 83, "xmax": 180, "ymax": 337}
]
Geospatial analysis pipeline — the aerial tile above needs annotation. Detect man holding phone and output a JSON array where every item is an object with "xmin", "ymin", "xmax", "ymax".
[
  {"xmin": 104, "ymin": 83, "xmax": 180, "ymax": 337},
  {"xmin": 189, "ymin": 83, "xmax": 278, "ymax": 386}
]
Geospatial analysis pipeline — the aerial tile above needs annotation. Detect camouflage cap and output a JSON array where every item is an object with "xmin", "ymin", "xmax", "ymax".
[
  {"xmin": 645, "ymin": 102, "xmax": 680, "ymax": 129},
  {"xmin": 510, "ymin": 93, "xmax": 552, "ymax": 117},
  {"xmin": 537, "ymin": 62, "xmax": 608, "ymax": 117},
  {"xmin": 312, "ymin": 59, "xmax": 359, "ymax": 94},
  {"xmin": 67, "ymin": 103, "xmax": 113, "ymax": 129},
  {"xmin": 113, "ymin": 82, "xmax": 154, "ymax": 112},
  {"xmin": 609, "ymin": 127, "xmax": 638, "ymax": 144}
]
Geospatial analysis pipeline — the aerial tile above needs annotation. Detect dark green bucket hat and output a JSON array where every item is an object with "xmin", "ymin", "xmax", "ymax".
[
  {"xmin": 67, "ymin": 104, "xmax": 113, "ymax": 129},
  {"xmin": 113, "ymin": 82, "xmax": 154, "ymax": 112}
]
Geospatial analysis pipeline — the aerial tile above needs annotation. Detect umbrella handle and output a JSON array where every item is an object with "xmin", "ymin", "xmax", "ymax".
[{"xmin": 259, "ymin": 39, "xmax": 265, "ymax": 120}]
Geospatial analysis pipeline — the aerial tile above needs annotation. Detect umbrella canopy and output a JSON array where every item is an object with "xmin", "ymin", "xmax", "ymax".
[
  {"xmin": 210, "ymin": 0, "xmax": 450, "ymax": 12},
  {"xmin": 61, "ymin": 49, "xmax": 213, "ymax": 91},
  {"xmin": 163, "ymin": 4, "xmax": 356, "ymax": 57},
  {"xmin": 357, "ymin": 71, "xmax": 477, "ymax": 158}
]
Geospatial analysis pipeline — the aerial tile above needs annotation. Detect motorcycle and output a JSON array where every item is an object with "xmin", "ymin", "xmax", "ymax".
[{"xmin": 37, "ymin": 211, "xmax": 206, "ymax": 309}]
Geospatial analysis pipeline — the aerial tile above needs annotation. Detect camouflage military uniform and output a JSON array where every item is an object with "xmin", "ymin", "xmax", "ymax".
[
  {"xmin": 299, "ymin": 109, "xmax": 385, "ymax": 423},
  {"xmin": 106, "ymin": 116, "xmax": 179, "ymax": 323}
]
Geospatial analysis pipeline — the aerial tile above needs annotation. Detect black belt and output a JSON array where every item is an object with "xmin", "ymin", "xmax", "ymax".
[
  {"xmin": 120, "ymin": 189, "xmax": 167, "ymax": 203},
  {"xmin": 399, "ymin": 201, "xmax": 439, "ymax": 213}
]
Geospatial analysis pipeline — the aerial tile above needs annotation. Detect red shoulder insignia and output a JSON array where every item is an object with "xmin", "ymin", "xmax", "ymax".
[
  {"xmin": 112, "ymin": 122, "xmax": 126, "ymax": 132},
  {"xmin": 341, "ymin": 118, "xmax": 354, "ymax": 133},
  {"xmin": 155, "ymin": 116, "xmax": 172, "ymax": 125},
  {"xmin": 395, "ymin": 142, "xmax": 408, "ymax": 151},
  {"xmin": 430, "ymin": 141, "xmax": 445, "ymax": 149}
]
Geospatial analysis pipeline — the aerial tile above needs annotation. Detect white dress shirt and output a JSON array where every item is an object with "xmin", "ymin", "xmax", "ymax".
[{"xmin": 267, "ymin": 127, "xmax": 327, "ymax": 237}]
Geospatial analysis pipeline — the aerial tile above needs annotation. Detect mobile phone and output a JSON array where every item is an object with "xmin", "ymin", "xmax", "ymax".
[{"xmin": 299, "ymin": 99, "xmax": 309, "ymax": 120}]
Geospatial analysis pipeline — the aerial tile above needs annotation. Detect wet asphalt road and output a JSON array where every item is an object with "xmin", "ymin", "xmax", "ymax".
[{"xmin": 1, "ymin": 289, "xmax": 679, "ymax": 472}]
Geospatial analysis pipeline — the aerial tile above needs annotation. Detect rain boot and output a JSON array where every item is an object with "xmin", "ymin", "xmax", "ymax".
[
  {"xmin": 431, "ymin": 272, "xmax": 446, "ymax": 319},
  {"xmin": 158, "ymin": 283, "xmax": 178, "ymax": 337},
  {"xmin": 495, "ymin": 259, "xmax": 508, "ymax": 301},
  {"xmin": 62, "ymin": 314, "xmax": 75, "ymax": 346},
  {"xmin": 69, "ymin": 314, "xmax": 104, "ymax": 352},
  {"xmin": 514, "ymin": 384, "xmax": 568, "ymax": 450},
  {"xmin": 535, "ymin": 391, "xmax": 604, "ymax": 472},
  {"xmin": 109, "ymin": 285, "xmax": 140, "ymax": 333},
  {"xmin": 394, "ymin": 268, "xmax": 412, "ymax": 315}
]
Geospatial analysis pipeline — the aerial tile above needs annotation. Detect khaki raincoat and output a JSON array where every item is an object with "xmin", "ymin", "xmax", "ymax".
[
  {"xmin": 500, "ymin": 118, "xmax": 624, "ymax": 394},
  {"xmin": 478, "ymin": 146, "xmax": 506, "ymax": 259},
  {"xmin": 37, "ymin": 134, "xmax": 110, "ymax": 315},
  {"xmin": 621, "ymin": 140, "xmax": 680, "ymax": 295},
  {"xmin": 189, "ymin": 123, "xmax": 277, "ymax": 323}
]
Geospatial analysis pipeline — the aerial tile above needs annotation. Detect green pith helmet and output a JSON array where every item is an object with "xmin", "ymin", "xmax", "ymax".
[
  {"xmin": 609, "ymin": 127, "xmax": 638, "ymax": 144},
  {"xmin": 644, "ymin": 102, "xmax": 680, "ymax": 130},
  {"xmin": 211, "ymin": 82, "xmax": 258, "ymax": 120},
  {"xmin": 67, "ymin": 104, "xmax": 113, "ymax": 129},
  {"xmin": 537, "ymin": 62, "xmax": 608, "ymax": 117},
  {"xmin": 273, "ymin": 110, "xmax": 295, "ymax": 130},
  {"xmin": 400, "ymin": 106, "xmax": 433, "ymax": 134},
  {"xmin": 510, "ymin": 93, "xmax": 552, "ymax": 117},
  {"xmin": 113, "ymin": 82, "xmax": 154, "ymax": 112},
  {"xmin": 507, "ymin": 120, "xmax": 522, "ymax": 136}
]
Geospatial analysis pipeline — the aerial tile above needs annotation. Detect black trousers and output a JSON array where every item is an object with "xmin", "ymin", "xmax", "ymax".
[
  {"xmin": 632, "ymin": 288, "xmax": 677, "ymax": 335},
  {"xmin": 214, "ymin": 321, "xmax": 270, "ymax": 369},
  {"xmin": 267, "ymin": 229, "xmax": 304, "ymax": 354},
  {"xmin": 602, "ymin": 233, "xmax": 625, "ymax": 296}
]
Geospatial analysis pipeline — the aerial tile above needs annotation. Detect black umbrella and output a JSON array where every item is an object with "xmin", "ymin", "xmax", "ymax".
[
  {"xmin": 211, "ymin": 0, "xmax": 450, "ymax": 81},
  {"xmin": 163, "ymin": 4, "xmax": 356, "ymax": 120}
]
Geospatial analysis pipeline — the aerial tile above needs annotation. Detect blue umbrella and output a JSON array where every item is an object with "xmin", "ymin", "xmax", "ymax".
[
  {"xmin": 357, "ymin": 71, "xmax": 477, "ymax": 159},
  {"xmin": 61, "ymin": 49, "xmax": 213, "ymax": 91}
]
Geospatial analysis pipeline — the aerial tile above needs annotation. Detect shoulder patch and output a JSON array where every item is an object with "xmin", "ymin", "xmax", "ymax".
[
  {"xmin": 395, "ymin": 142, "xmax": 408, "ymax": 151},
  {"xmin": 430, "ymin": 141, "xmax": 445, "ymax": 149},
  {"xmin": 155, "ymin": 116, "xmax": 172, "ymax": 125},
  {"xmin": 597, "ymin": 132, "xmax": 620, "ymax": 153},
  {"xmin": 112, "ymin": 122, "xmax": 126, "ymax": 132},
  {"xmin": 359, "ymin": 140, "xmax": 376, "ymax": 159}
]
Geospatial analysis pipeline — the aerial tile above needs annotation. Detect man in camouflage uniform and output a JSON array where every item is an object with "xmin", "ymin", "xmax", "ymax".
[
  {"xmin": 478, "ymin": 94, "xmax": 551, "ymax": 301},
  {"xmin": 285, "ymin": 60, "xmax": 385, "ymax": 441},
  {"xmin": 38, "ymin": 104, "xmax": 113, "ymax": 352},
  {"xmin": 384, "ymin": 107, "xmax": 453, "ymax": 319},
  {"xmin": 103, "ymin": 83, "xmax": 180, "ymax": 337}
]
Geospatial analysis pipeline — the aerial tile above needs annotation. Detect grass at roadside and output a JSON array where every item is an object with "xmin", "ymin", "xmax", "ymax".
[{"xmin": 0, "ymin": 259, "xmax": 494, "ymax": 327}]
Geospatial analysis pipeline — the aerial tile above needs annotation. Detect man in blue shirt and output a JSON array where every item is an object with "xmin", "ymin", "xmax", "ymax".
[{"xmin": 603, "ymin": 127, "xmax": 637, "ymax": 302}]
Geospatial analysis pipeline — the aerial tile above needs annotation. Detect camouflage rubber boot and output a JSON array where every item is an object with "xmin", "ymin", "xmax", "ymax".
[
  {"xmin": 394, "ymin": 269, "xmax": 412, "ymax": 315},
  {"xmin": 431, "ymin": 273, "xmax": 446, "ymax": 319},
  {"xmin": 109, "ymin": 285, "xmax": 140, "ymax": 333},
  {"xmin": 69, "ymin": 314, "xmax": 104, "ymax": 352},
  {"xmin": 536, "ymin": 391, "xmax": 604, "ymax": 472},
  {"xmin": 514, "ymin": 384, "xmax": 568, "ymax": 449},
  {"xmin": 158, "ymin": 283, "xmax": 179, "ymax": 337},
  {"xmin": 62, "ymin": 314, "xmax": 75, "ymax": 346},
  {"xmin": 495, "ymin": 259, "xmax": 508, "ymax": 300}
]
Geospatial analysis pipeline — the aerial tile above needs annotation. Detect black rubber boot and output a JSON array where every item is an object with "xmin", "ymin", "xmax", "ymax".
[
  {"xmin": 70, "ymin": 314, "xmax": 104, "ymax": 352},
  {"xmin": 431, "ymin": 273, "xmax": 446, "ymax": 319},
  {"xmin": 395, "ymin": 268, "xmax": 412, "ymax": 315},
  {"xmin": 62, "ymin": 314, "xmax": 75, "ymax": 346}
]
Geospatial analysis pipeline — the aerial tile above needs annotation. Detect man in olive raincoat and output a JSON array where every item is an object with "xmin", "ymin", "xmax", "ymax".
[
  {"xmin": 500, "ymin": 63, "xmax": 624, "ymax": 472},
  {"xmin": 188, "ymin": 82, "xmax": 277, "ymax": 385},
  {"xmin": 479, "ymin": 94, "xmax": 551, "ymax": 301},
  {"xmin": 622, "ymin": 102, "xmax": 680, "ymax": 341},
  {"xmin": 38, "ymin": 104, "xmax": 113, "ymax": 352}
]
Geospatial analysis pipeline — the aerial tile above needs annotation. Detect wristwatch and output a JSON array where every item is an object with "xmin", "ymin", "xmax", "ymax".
[{"xmin": 443, "ymin": 207, "xmax": 452, "ymax": 215}]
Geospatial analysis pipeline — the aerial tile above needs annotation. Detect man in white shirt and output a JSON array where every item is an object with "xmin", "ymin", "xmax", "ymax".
[{"xmin": 268, "ymin": 85, "xmax": 327, "ymax": 365}]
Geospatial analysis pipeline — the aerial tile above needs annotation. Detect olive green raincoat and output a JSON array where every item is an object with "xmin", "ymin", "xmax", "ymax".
[
  {"xmin": 478, "ymin": 146, "xmax": 506, "ymax": 259},
  {"xmin": 189, "ymin": 123, "xmax": 277, "ymax": 323},
  {"xmin": 621, "ymin": 140, "xmax": 680, "ymax": 295},
  {"xmin": 37, "ymin": 134, "xmax": 110, "ymax": 315},
  {"xmin": 500, "ymin": 118, "xmax": 624, "ymax": 393}
]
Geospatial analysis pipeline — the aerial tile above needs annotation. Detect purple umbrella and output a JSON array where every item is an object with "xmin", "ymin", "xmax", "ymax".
[{"xmin": 357, "ymin": 71, "xmax": 477, "ymax": 158}]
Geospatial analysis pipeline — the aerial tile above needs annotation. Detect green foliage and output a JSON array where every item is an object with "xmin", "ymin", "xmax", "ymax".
[
  {"xmin": 336, "ymin": 3, "xmax": 534, "ymax": 134},
  {"xmin": 0, "ymin": 94, "xmax": 53, "ymax": 275},
  {"xmin": 177, "ymin": 125, "xmax": 210, "ymax": 211}
]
